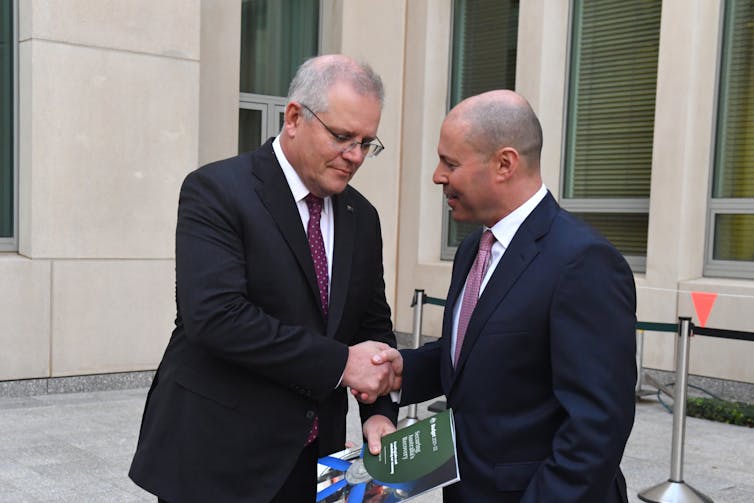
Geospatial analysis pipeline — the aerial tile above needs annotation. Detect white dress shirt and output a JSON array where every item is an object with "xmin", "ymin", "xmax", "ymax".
[
  {"xmin": 274, "ymin": 137, "xmax": 343, "ymax": 388},
  {"xmin": 450, "ymin": 184, "xmax": 548, "ymax": 360},
  {"xmin": 273, "ymin": 136, "xmax": 334, "ymax": 298}
]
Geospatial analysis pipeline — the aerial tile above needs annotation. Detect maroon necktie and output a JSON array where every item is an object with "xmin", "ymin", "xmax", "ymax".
[
  {"xmin": 454, "ymin": 230, "xmax": 495, "ymax": 366},
  {"xmin": 303, "ymin": 194, "xmax": 328, "ymax": 445},
  {"xmin": 305, "ymin": 194, "xmax": 329, "ymax": 319}
]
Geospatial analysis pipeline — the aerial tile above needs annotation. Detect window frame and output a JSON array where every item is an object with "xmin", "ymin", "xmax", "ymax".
[
  {"xmin": 705, "ymin": 0, "xmax": 754, "ymax": 280},
  {"xmin": 439, "ymin": 203, "xmax": 454, "ymax": 261},
  {"xmin": 440, "ymin": 2, "xmax": 458, "ymax": 261},
  {"xmin": 440, "ymin": 0, "xmax": 518, "ymax": 261},
  {"xmin": 237, "ymin": 2, "xmax": 322, "ymax": 153},
  {"xmin": 705, "ymin": 202, "xmax": 754, "ymax": 279},
  {"xmin": 559, "ymin": 0, "xmax": 662, "ymax": 273},
  {"xmin": 557, "ymin": 199, "xmax": 648, "ymax": 271},
  {"xmin": 239, "ymin": 93, "xmax": 286, "ymax": 148},
  {"xmin": 0, "ymin": 0, "xmax": 17, "ymax": 252}
]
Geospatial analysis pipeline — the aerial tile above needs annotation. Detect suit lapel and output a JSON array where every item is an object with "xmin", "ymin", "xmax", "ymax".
[
  {"xmin": 251, "ymin": 143, "xmax": 323, "ymax": 319},
  {"xmin": 451, "ymin": 193, "xmax": 560, "ymax": 383},
  {"xmin": 327, "ymin": 192, "xmax": 356, "ymax": 337}
]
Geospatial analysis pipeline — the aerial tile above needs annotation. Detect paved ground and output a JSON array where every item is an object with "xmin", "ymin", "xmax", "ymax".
[{"xmin": 0, "ymin": 387, "xmax": 752, "ymax": 502}]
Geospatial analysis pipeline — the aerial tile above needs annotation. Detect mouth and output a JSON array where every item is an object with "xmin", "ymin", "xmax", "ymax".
[
  {"xmin": 329, "ymin": 164, "xmax": 355, "ymax": 178},
  {"xmin": 444, "ymin": 191, "xmax": 459, "ymax": 206},
  {"xmin": 335, "ymin": 168, "xmax": 354, "ymax": 176}
]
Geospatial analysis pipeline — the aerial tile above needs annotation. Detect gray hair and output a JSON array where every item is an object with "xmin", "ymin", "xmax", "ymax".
[
  {"xmin": 462, "ymin": 92, "xmax": 543, "ymax": 161},
  {"xmin": 287, "ymin": 55, "xmax": 384, "ymax": 115}
]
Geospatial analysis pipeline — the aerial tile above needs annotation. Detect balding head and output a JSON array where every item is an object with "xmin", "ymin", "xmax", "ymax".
[
  {"xmin": 433, "ymin": 90, "xmax": 544, "ymax": 225},
  {"xmin": 449, "ymin": 90, "xmax": 543, "ymax": 166}
]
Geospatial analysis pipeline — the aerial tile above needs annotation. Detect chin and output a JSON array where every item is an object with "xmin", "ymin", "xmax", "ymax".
[
  {"xmin": 326, "ymin": 182, "xmax": 349, "ymax": 196},
  {"xmin": 449, "ymin": 210, "xmax": 468, "ymax": 222}
]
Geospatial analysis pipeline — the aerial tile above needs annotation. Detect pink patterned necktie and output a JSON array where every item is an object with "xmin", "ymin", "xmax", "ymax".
[
  {"xmin": 454, "ymin": 230, "xmax": 495, "ymax": 366},
  {"xmin": 304, "ymin": 193, "xmax": 328, "ymax": 445}
]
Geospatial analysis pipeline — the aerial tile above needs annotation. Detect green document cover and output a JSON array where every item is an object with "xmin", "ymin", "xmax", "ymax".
[{"xmin": 316, "ymin": 409, "xmax": 459, "ymax": 502}]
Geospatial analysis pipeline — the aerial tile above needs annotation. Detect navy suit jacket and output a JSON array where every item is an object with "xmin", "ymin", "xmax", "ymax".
[
  {"xmin": 400, "ymin": 192, "xmax": 636, "ymax": 502},
  {"xmin": 129, "ymin": 140, "xmax": 397, "ymax": 502}
]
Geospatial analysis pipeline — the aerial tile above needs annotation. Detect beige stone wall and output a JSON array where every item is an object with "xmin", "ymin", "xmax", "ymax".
[
  {"xmin": 338, "ymin": 0, "xmax": 406, "ymax": 313},
  {"xmin": 3, "ymin": 0, "xmax": 202, "ymax": 379},
  {"xmin": 4, "ymin": 0, "xmax": 754, "ymax": 386},
  {"xmin": 199, "ymin": 0, "xmax": 241, "ymax": 166},
  {"xmin": 0, "ymin": 256, "xmax": 50, "ymax": 380},
  {"xmin": 394, "ymin": 0, "xmax": 454, "ymax": 338}
]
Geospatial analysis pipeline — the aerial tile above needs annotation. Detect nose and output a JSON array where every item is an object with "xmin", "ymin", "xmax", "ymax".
[
  {"xmin": 432, "ymin": 163, "xmax": 448, "ymax": 185},
  {"xmin": 342, "ymin": 144, "xmax": 367, "ymax": 164}
]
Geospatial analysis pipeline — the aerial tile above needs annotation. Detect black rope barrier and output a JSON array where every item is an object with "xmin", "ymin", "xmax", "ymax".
[
  {"xmin": 413, "ymin": 292, "xmax": 754, "ymax": 342},
  {"xmin": 423, "ymin": 296, "xmax": 446, "ymax": 307},
  {"xmin": 694, "ymin": 325, "xmax": 754, "ymax": 342},
  {"xmin": 636, "ymin": 321, "xmax": 677, "ymax": 333}
]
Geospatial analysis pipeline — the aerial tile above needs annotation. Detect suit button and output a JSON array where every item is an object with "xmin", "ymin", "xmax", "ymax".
[{"xmin": 305, "ymin": 410, "xmax": 315, "ymax": 419}]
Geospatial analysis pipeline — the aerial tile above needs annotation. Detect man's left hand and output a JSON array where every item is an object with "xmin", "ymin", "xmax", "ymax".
[{"xmin": 362, "ymin": 414, "xmax": 397, "ymax": 455}]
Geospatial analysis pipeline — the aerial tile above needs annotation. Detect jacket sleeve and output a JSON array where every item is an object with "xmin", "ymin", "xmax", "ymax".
[{"xmin": 398, "ymin": 341, "xmax": 445, "ymax": 406}]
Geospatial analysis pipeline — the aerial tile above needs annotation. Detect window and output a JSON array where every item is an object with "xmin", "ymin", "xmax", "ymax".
[
  {"xmin": 239, "ymin": 0, "xmax": 319, "ymax": 153},
  {"xmin": 562, "ymin": 0, "xmax": 662, "ymax": 272},
  {"xmin": 707, "ymin": 0, "xmax": 754, "ymax": 279},
  {"xmin": 441, "ymin": 0, "xmax": 519, "ymax": 260},
  {"xmin": 0, "ymin": 0, "xmax": 15, "ymax": 250}
]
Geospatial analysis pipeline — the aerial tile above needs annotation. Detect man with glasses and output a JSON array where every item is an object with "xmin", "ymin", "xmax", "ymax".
[{"xmin": 129, "ymin": 54, "xmax": 402, "ymax": 503}]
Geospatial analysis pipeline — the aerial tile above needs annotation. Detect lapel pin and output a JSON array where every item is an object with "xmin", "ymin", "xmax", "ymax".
[{"xmin": 346, "ymin": 204, "xmax": 354, "ymax": 213}]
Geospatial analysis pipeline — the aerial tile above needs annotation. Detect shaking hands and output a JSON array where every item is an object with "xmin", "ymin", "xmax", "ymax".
[{"xmin": 342, "ymin": 341, "xmax": 403, "ymax": 404}]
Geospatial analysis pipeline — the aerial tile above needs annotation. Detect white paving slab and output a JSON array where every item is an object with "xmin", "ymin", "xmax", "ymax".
[{"xmin": 0, "ymin": 387, "xmax": 751, "ymax": 502}]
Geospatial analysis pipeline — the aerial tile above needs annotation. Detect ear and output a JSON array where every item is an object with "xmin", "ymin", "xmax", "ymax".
[
  {"xmin": 493, "ymin": 147, "xmax": 520, "ymax": 181},
  {"xmin": 282, "ymin": 102, "xmax": 303, "ymax": 138}
]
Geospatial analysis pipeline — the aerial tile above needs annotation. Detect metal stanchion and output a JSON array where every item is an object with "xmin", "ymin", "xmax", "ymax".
[
  {"xmin": 638, "ymin": 317, "xmax": 713, "ymax": 503},
  {"xmin": 398, "ymin": 289, "xmax": 424, "ymax": 428}
]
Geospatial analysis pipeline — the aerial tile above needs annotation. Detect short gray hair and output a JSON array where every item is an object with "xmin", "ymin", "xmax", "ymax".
[
  {"xmin": 462, "ymin": 93, "xmax": 543, "ymax": 161},
  {"xmin": 287, "ymin": 55, "xmax": 384, "ymax": 115}
]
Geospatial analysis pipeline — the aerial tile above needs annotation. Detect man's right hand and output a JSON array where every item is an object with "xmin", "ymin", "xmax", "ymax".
[{"xmin": 342, "ymin": 341, "xmax": 402, "ymax": 404}]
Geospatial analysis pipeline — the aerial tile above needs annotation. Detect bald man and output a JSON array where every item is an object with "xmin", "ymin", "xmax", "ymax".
[{"xmin": 392, "ymin": 90, "xmax": 636, "ymax": 502}]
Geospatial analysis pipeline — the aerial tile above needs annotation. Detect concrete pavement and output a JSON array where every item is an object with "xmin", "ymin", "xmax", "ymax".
[{"xmin": 0, "ymin": 386, "xmax": 752, "ymax": 502}]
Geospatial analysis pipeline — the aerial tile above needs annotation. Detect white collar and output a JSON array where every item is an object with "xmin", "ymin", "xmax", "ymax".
[
  {"xmin": 487, "ymin": 184, "xmax": 547, "ymax": 249},
  {"xmin": 272, "ymin": 136, "xmax": 329, "ymax": 212}
]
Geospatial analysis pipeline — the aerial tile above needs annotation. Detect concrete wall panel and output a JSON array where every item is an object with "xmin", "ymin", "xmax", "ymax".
[
  {"xmin": 19, "ymin": 0, "xmax": 200, "ymax": 60},
  {"xmin": 20, "ymin": 41, "xmax": 197, "ymax": 258},
  {"xmin": 199, "ymin": 0, "xmax": 241, "ymax": 166},
  {"xmin": 340, "ymin": 0, "xmax": 406, "ymax": 314},
  {"xmin": 0, "ymin": 257, "xmax": 51, "ymax": 380},
  {"xmin": 51, "ymin": 260, "xmax": 174, "ymax": 376}
]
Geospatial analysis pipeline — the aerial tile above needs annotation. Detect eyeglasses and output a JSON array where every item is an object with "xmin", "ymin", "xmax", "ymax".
[{"xmin": 301, "ymin": 104, "xmax": 385, "ymax": 158}]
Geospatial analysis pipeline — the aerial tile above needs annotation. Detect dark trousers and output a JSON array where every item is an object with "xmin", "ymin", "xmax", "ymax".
[
  {"xmin": 156, "ymin": 441, "xmax": 318, "ymax": 503},
  {"xmin": 271, "ymin": 440, "xmax": 318, "ymax": 503}
]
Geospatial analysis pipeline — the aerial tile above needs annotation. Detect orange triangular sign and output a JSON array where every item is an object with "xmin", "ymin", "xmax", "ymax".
[{"xmin": 691, "ymin": 291, "xmax": 717, "ymax": 327}]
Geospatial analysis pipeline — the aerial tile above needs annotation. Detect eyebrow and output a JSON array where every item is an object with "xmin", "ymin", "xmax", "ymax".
[
  {"xmin": 334, "ymin": 128, "xmax": 377, "ymax": 144},
  {"xmin": 439, "ymin": 153, "xmax": 458, "ymax": 165}
]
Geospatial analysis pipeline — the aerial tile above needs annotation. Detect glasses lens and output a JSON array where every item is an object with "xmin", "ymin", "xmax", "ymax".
[{"xmin": 345, "ymin": 142, "xmax": 379, "ymax": 157}]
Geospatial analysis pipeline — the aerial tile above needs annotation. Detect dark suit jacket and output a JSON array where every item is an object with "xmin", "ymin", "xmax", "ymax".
[
  {"xmin": 129, "ymin": 140, "xmax": 397, "ymax": 502},
  {"xmin": 400, "ymin": 192, "xmax": 636, "ymax": 502}
]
